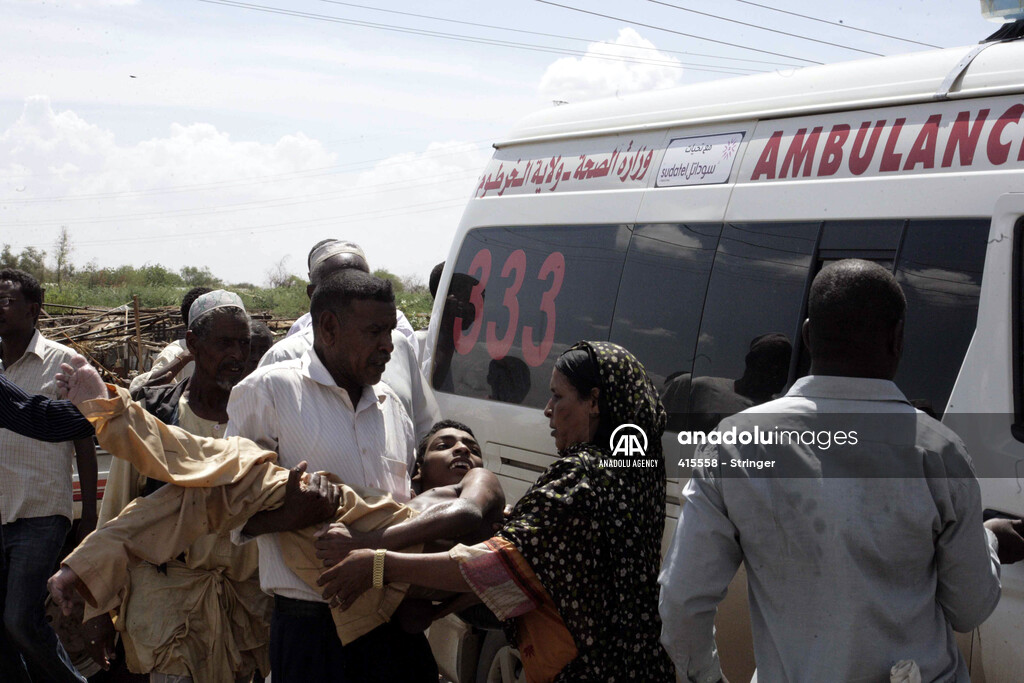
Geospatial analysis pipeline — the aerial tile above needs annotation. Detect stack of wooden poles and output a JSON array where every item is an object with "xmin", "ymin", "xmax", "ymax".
[{"xmin": 38, "ymin": 297, "xmax": 289, "ymax": 386}]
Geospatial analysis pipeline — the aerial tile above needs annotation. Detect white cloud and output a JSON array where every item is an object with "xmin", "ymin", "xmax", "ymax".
[
  {"xmin": 2, "ymin": 97, "xmax": 335, "ymax": 196},
  {"xmin": 538, "ymin": 28, "xmax": 684, "ymax": 104},
  {"xmin": 346, "ymin": 140, "xmax": 491, "ymax": 274},
  {"xmin": 0, "ymin": 97, "xmax": 489, "ymax": 285}
]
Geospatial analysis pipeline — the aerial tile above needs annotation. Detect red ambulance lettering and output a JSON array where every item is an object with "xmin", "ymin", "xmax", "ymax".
[
  {"xmin": 986, "ymin": 104, "xmax": 1024, "ymax": 165},
  {"xmin": 942, "ymin": 109, "xmax": 989, "ymax": 168},
  {"xmin": 751, "ymin": 131, "xmax": 783, "ymax": 180},
  {"xmin": 817, "ymin": 124, "xmax": 850, "ymax": 176},
  {"xmin": 904, "ymin": 114, "xmax": 942, "ymax": 171},
  {"xmin": 849, "ymin": 120, "xmax": 886, "ymax": 175},
  {"xmin": 780, "ymin": 126, "xmax": 823, "ymax": 178},
  {"xmin": 879, "ymin": 118, "xmax": 907, "ymax": 172}
]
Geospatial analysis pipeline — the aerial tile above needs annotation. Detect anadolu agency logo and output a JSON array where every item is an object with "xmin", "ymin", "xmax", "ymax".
[{"xmin": 599, "ymin": 424, "xmax": 658, "ymax": 468}]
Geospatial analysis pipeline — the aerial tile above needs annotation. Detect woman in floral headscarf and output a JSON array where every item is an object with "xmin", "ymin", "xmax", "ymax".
[{"xmin": 320, "ymin": 341, "xmax": 675, "ymax": 682}]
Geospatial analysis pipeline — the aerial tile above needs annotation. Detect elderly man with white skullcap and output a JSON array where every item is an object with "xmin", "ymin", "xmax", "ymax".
[
  {"xmin": 284, "ymin": 239, "xmax": 416, "ymax": 339},
  {"xmin": 92, "ymin": 290, "xmax": 274, "ymax": 682},
  {"xmin": 266, "ymin": 239, "xmax": 440, "ymax": 441}
]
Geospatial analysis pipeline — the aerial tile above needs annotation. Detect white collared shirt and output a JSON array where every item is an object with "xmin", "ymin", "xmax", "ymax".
[
  {"xmin": 258, "ymin": 327, "xmax": 440, "ymax": 442},
  {"xmin": 226, "ymin": 346, "xmax": 415, "ymax": 601},
  {"xmin": 659, "ymin": 375, "xmax": 1001, "ymax": 683},
  {"xmin": 0, "ymin": 329, "xmax": 80, "ymax": 522}
]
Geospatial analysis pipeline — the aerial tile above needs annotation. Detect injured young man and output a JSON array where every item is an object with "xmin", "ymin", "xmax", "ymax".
[{"xmin": 47, "ymin": 355, "xmax": 505, "ymax": 647}]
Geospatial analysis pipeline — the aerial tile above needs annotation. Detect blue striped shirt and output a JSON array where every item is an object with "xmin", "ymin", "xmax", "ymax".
[{"xmin": 0, "ymin": 373, "xmax": 93, "ymax": 442}]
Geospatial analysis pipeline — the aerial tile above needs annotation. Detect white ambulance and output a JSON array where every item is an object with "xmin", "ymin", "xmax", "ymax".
[{"xmin": 425, "ymin": 24, "xmax": 1024, "ymax": 683}]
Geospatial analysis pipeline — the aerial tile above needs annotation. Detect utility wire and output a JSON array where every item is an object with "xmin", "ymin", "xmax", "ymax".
[
  {"xmin": 14, "ymin": 197, "xmax": 470, "ymax": 249},
  {"xmin": 3, "ymin": 141, "xmax": 488, "ymax": 203},
  {"xmin": 5, "ymin": 168, "xmax": 481, "ymax": 226},
  {"xmin": 730, "ymin": 0, "xmax": 942, "ymax": 49},
  {"xmin": 319, "ymin": 0, "xmax": 804, "ymax": 68},
  {"xmin": 197, "ymin": 0, "xmax": 762, "ymax": 75},
  {"xmin": 647, "ymin": 0, "xmax": 883, "ymax": 56},
  {"xmin": 534, "ymin": 0, "xmax": 822, "ymax": 64}
]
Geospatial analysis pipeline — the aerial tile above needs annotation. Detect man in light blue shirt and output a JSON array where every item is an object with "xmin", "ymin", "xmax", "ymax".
[{"xmin": 659, "ymin": 259, "xmax": 1010, "ymax": 682}]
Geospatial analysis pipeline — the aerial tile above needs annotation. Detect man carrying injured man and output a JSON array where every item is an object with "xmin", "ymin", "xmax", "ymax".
[{"xmin": 47, "ymin": 356, "xmax": 504, "ymax": 672}]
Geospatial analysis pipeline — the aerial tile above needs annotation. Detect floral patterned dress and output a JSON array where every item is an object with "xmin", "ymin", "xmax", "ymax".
[{"xmin": 453, "ymin": 341, "xmax": 675, "ymax": 682}]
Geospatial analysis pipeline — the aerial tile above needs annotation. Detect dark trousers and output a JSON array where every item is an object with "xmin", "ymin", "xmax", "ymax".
[
  {"xmin": 270, "ymin": 595, "xmax": 438, "ymax": 683},
  {"xmin": 0, "ymin": 515, "xmax": 86, "ymax": 683}
]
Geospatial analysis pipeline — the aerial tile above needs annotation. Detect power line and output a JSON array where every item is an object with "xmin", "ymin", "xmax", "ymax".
[
  {"xmin": 2, "ymin": 141, "xmax": 488, "ymax": 203},
  {"xmin": 14, "ymin": 196, "xmax": 470, "ymax": 250},
  {"xmin": 534, "ymin": 0, "xmax": 822, "ymax": 64},
  {"xmin": 202, "ymin": 0, "xmax": 758, "ymax": 73},
  {"xmin": 729, "ymin": 0, "xmax": 942, "ymax": 49},
  {"xmin": 5, "ymin": 167, "xmax": 481, "ymax": 226},
  {"xmin": 319, "ymin": 0, "xmax": 804, "ymax": 68},
  {"xmin": 197, "ymin": 0, "xmax": 763, "ymax": 76},
  {"xmin": 647, "ymin": 0, "xmax": 883, "ymax": 56}
]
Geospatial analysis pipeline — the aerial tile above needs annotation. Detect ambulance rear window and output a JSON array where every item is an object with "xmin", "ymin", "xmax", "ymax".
[{"xmin": 432, "ymin": 224, "xmax": 630, "ymax": 408}]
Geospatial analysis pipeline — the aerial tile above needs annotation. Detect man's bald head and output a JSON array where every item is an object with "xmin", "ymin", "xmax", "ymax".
[
  {"xmin": 310, "ymin": 252, "xmax": 370, "ymax": 284},
  {"xmin": 804, "ymin": 259, "xmax": 906, "ymax": 379},
  {"xmin": 305, "ymin": 240, "xmax": 371, "ymax": 298}
]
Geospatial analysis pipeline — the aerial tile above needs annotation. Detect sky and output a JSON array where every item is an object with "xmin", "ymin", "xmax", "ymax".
[{"xmin": 0, "ymin": 0, "xmax": 1003, "ymax": 286}]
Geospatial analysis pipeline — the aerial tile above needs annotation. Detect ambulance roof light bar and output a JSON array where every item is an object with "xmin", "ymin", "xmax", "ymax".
[
  {"xmin": 981, "ymin": 1, "xmax": 1024, "ymax": 42},
  {"xmin": 981, "ymin": 0, "xmax": 1024, "ymax": 22}
]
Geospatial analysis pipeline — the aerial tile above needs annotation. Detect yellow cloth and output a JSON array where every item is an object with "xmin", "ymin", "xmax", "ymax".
[
  {"xmin": 94, "ymin": 392, "xmax": 270, "ymax": 679},
  {"xmin": 67, "ymin": 386, "xmax": 420, "ymax": 658}
]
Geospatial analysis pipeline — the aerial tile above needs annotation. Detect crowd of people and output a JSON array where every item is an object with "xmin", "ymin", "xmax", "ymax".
[{"xmin": 1, "ymin": 244, "xmax": 1024, "ymax": 683}]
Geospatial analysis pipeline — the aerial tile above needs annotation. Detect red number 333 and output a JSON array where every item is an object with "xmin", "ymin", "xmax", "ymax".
[{"xmin": 453, "ymin": 249, "xmax": 565, "ymax": 367}]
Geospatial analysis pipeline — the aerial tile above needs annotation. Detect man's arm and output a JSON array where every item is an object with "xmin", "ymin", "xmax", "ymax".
[
  {"xmin": 241, "ymin": 463, "xmax": 341, "ymax": 536},
  {"xmin": 314, "ymin": 468, "xmax": 505, "ymax": 564},
  {"xmin": 74, "ymin": 436, "xmax": 99, "ymax": 541},
  {"xmin": 57, "ymin": 357, "xmax": 341, "ymax": 539},
  {"xmin": 136, "ymin": 351, "xmax": 193, "ymax": 390},
  {"xmin": 129, "ymin": 342, "xmax": 190, "ymax": 393},
  {"xmin": 659, "ymin": 455, "xmax": 740, "ymax": 683},
  {"xmin": 985, "ymin": 516, "xmax": 1024, "ymax": 564},
  {"xmin": 227, "ymin": 371, "xmax": 286, "ymax": 537},
  {"xmin": 228, "ymin": 403, "xmax": 321, "ymax": 537},
  {"xmin": 49, "ymin": 459, "xmax": 308, "ymax": 618},
  {"xmin": 0, "ymin": 374, "xmax": 93, "ymax": 442},
  {"xmin": 935, "ymin": 474, "xmax": 1002, "ymax": 632}
]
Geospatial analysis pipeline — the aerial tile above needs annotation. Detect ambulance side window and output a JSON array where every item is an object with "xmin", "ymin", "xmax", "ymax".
[
  {"xmin": 433, "ymin": 224, "xmax": 631, "ymax": 408},
  {"xmin": 609, "ymin": 222, "xmax": 721, "ymax": 409},
  {"xmin": 894, "ymin": 218, "xmax": 988, "ymax": 416},
  {"xmin": 675, "ymin": 221, "xmax": 820, "ymax": 432}
]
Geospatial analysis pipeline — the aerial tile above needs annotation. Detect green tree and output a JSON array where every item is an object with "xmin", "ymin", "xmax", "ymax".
[
  {"xmin": 15, "ymin": 246, "xmax": 47, "ymax": 282},
  {"xmin": 180, "ymin": 265, "xmax": 223, "ymax": 288},
  {"xmin": 53, "ymin": 226, "xmax": 74, "ymax": 287},
  {"xmin": 265, "ymin": 256, "xmax": 298, "ymax": 289},
  {"xmin": 373, "ymin": 268, "xmax": 404, "ymax": 293},
  {"xmin": 138, "ymin": 264, "xmax": 184, "ymax": 288}
]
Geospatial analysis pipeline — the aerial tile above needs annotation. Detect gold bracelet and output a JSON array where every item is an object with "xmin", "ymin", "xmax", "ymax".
[{"xmin": 372, "ymin": 549, "xmax": 386, "ymax": 589}]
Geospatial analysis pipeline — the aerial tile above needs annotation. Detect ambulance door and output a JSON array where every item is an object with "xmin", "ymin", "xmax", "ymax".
[{"xmin": 945, "ymin": 193, "xmax": 1024, "ymax": 682}]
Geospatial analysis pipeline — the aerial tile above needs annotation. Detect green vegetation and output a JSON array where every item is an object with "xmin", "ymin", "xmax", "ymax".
[{"xmin": 1, "ymin": 239, "xmax": 434, "ymax": 328}]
